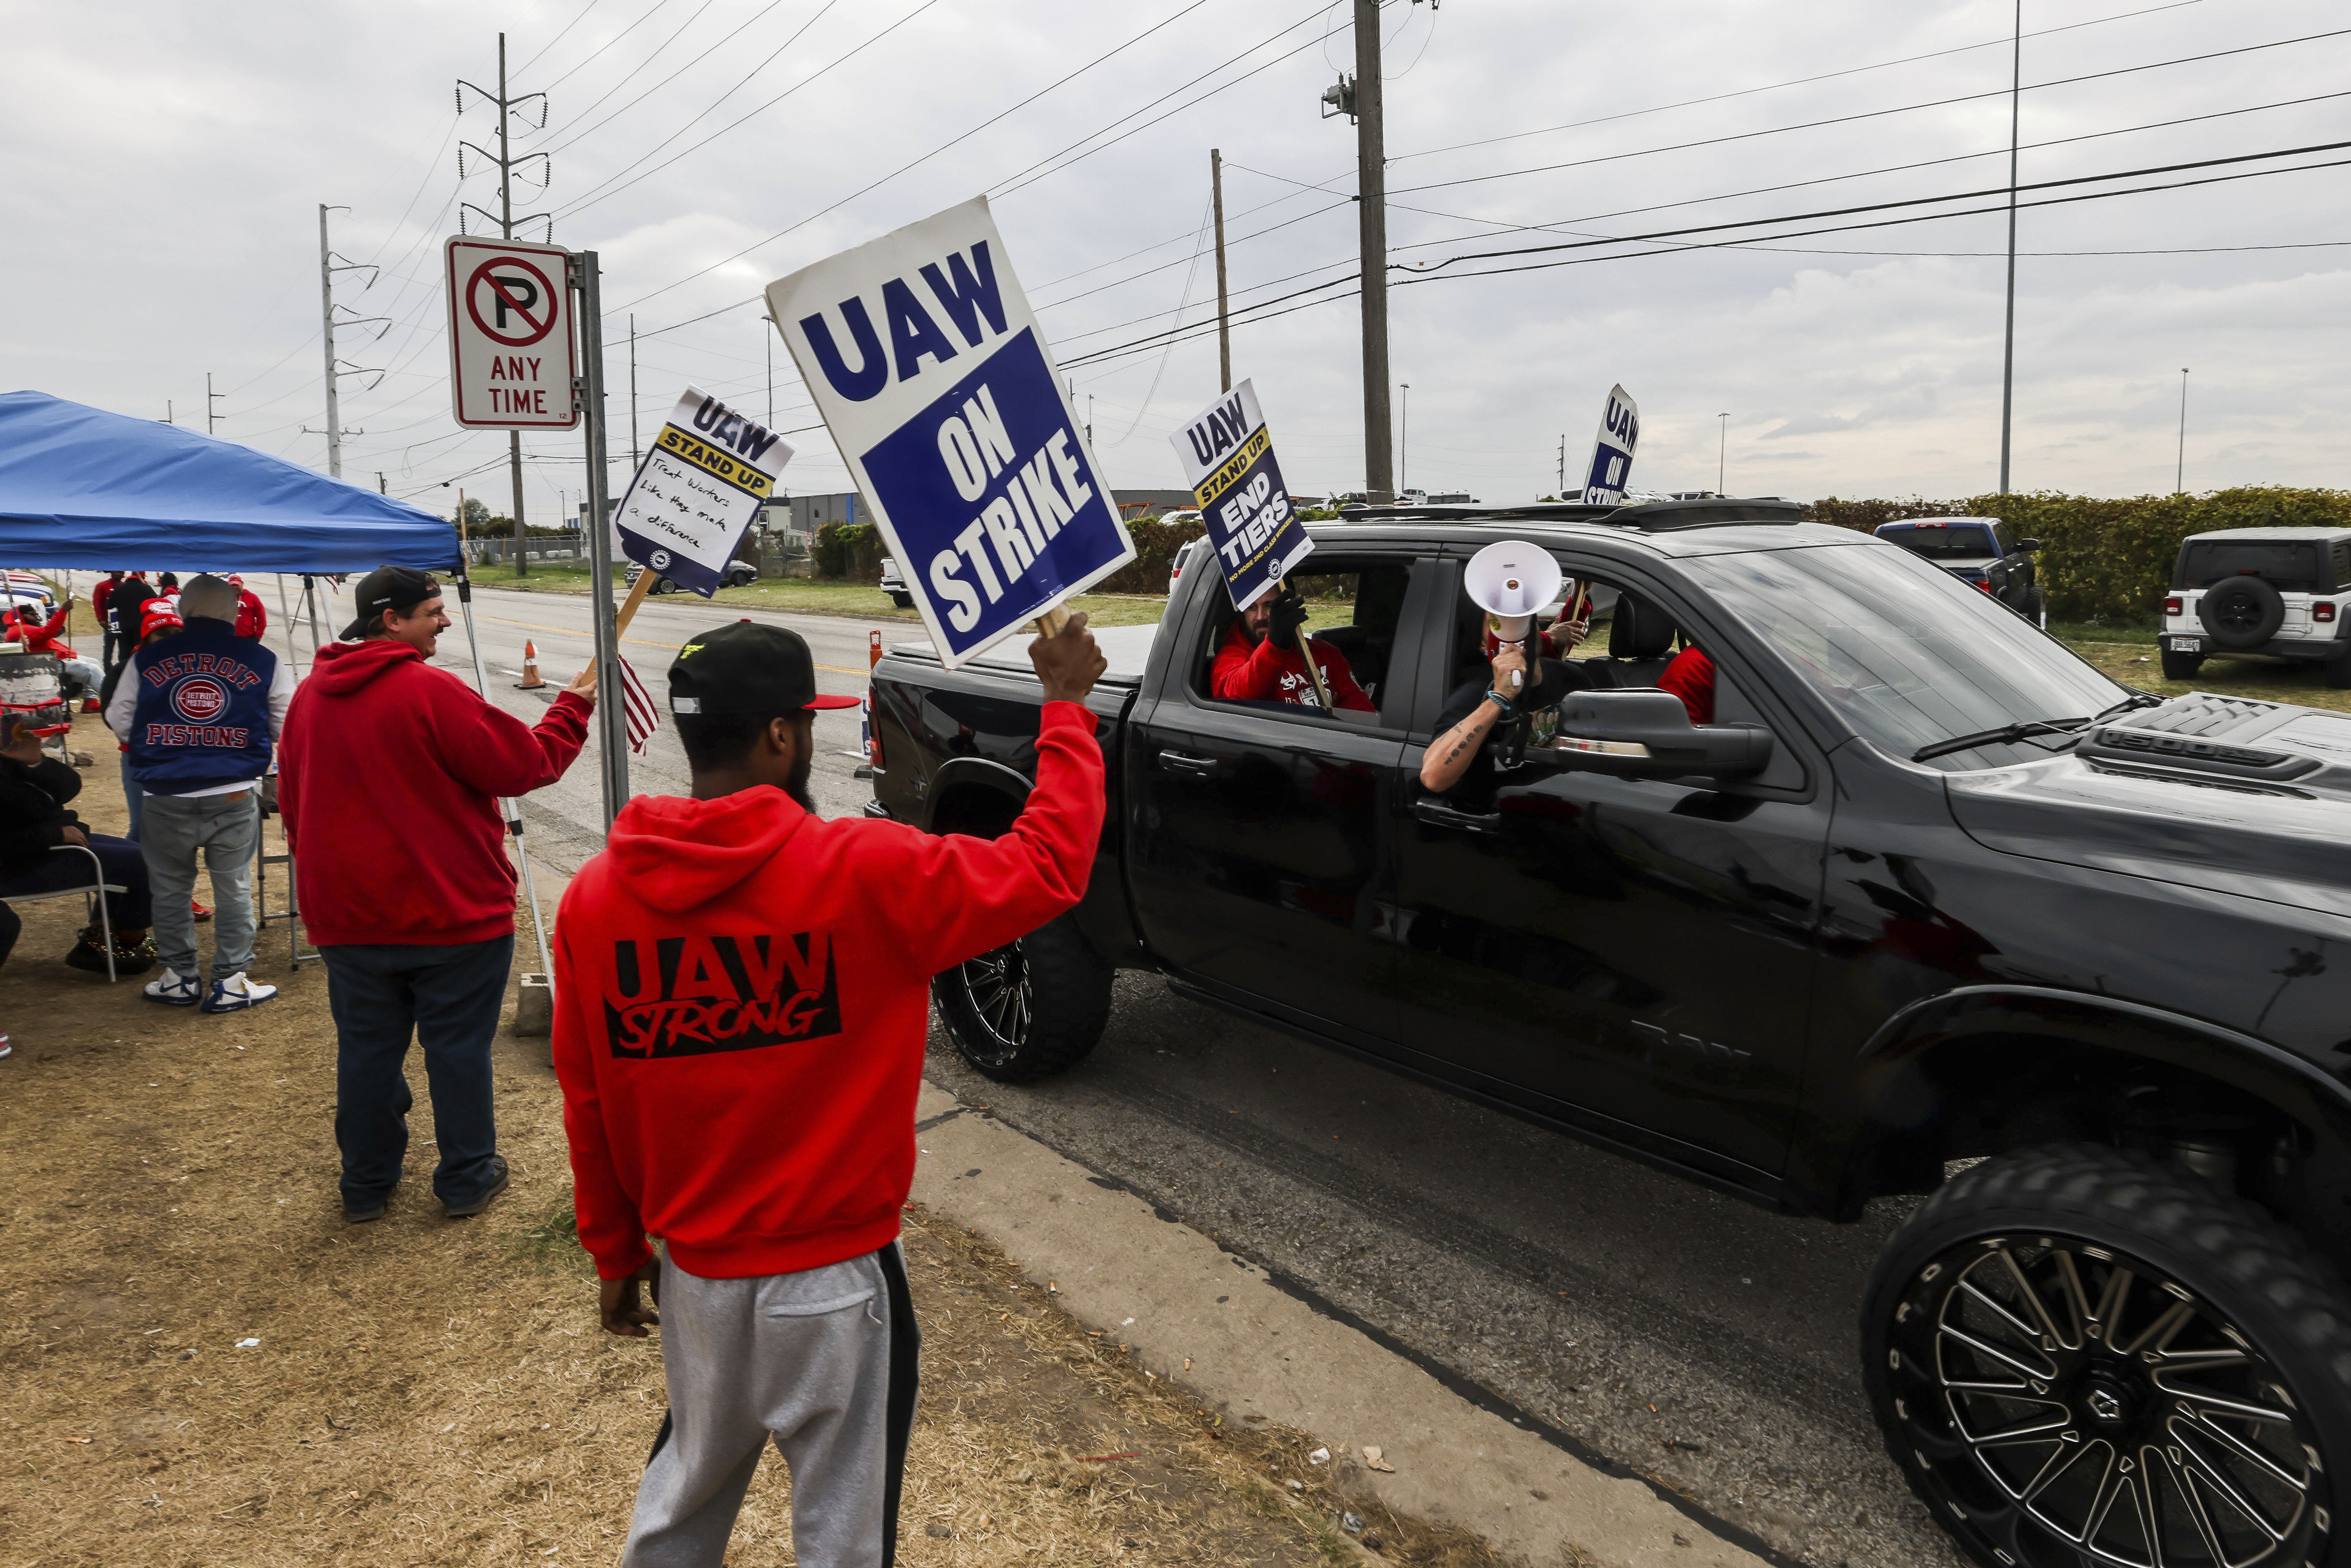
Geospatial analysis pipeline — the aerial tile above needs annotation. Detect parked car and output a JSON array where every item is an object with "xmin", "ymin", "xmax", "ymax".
[
  {"xmin": 1874, "ymin": 518, "xmax": 2044, "ymax": 624},
  {"xmin": 879, "ymin": 556, "xmax": 913, "ymax": 609},
  {"xmin": 635, "ymin": 559, "xmax": 758, "ymax": 594},
  {"xmin": 1, "ymin": 571, "xmax": 57, "ymax": 617},
  {"xmin": 1166, "ymin": 536, "xmax": 1206, "ymax": 598},
  {"xmin": 870, "ymin": 497, "xmax": 2351, "ymax": 1568},
  {"xmin": 2160, "ymin": 526, "xmax": 2351, "ymax": 686}
]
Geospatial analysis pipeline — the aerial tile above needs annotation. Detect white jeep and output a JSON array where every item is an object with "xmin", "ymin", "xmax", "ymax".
[{"xmin": 2160, "ymin": 526, "xmax": 2351, "ymax": 686}]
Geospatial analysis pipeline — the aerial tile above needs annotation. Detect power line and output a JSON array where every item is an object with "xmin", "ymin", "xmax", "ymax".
[
  {"xmin": 517, "ymin": 0, "xmax": 608, "ymax": 73},
  {"xmin": 599, "ymin": 0, "xmax": 1208, "ymax": 305},
  {"xmin": 544, "ymin": 0, "xmax": 815, "ymax": 162},
  {"xmin": 1056, "ymin": 145, "xmax": 2351, "ymax": 369},
  {"xmin": 1392, "ymin": 0, "xmax": 2210, "ymax": 169},
  {"xmin": 540, "ymin": 0, "xmax": 681, "ymax": 89}
]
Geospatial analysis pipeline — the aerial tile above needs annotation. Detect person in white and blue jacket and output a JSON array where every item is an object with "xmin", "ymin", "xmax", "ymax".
[{"xmin": 105, "ymin": 574, "xmax": 294, "ymax": 1012}]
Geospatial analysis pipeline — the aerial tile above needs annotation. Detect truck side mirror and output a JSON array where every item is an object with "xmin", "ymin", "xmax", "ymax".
[
  {"xmin": 2017, "ymin": 538, "xmax": 2041, "ymax": 552},
  {"xmin": 1540, "ymin": 690, "xmax": 1774, "ymax": 780}
]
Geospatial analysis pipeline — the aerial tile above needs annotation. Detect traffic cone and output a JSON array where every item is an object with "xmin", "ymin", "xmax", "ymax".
[{"xmin": 515, "ymin": 640, "xmax": 547, "ymax": 689}]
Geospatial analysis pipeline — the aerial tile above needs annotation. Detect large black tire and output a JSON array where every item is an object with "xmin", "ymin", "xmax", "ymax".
[
  {"xmin": 889, "ymin": 591, "xmax": 915, "ymax": 609},
  {"xmin": 1863, "ymin": 1144, "xmax": 2351, "ymax": 1568},
  {"xmin": 2326, "ymin": 654, "xmax": 2351, "ymax": 691},
  {"xmin": 932, "ymin": 914, "xmax": 1112, "ymax": 1082},
  {"xmin": 2199, "ymin": 577, "xmax": 2285, "ymax": 649},
  {"xmin": 2022, "ymin": 584, "xmax": 2048, "ymax": 628},
  {"xmin": 2160, "ymin": 649, "xmax": 2206, "ymax": 682}
]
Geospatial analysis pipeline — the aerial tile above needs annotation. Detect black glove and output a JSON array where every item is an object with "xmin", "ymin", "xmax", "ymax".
[{"xmin": 1267, "ymin": 591, "xmax": 1309, "ymax": 645}]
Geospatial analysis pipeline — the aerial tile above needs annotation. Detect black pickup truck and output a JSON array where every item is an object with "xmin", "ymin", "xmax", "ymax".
[{"xmin": 867, "ymin": 498, "xmax": 2351, "ymax": 1568}]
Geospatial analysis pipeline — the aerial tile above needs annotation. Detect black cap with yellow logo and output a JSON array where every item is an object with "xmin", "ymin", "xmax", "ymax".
[{"xmin": 667, "ymin": 620, "xmax": 862, "ymax": 718}]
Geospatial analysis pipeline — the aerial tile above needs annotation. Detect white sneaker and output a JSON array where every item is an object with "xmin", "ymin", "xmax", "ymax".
[
  {"xmin": 143, "ymin": 969, "xmax": 202, "ymax": 1007},
  {"xmin": 201, "ymin": 972, "xmax": 278, "ymax": 1013}
]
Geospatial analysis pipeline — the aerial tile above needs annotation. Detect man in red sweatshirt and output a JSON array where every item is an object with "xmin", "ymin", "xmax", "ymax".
[
  {"xmin": 1208, "ymin": 583, "xmax": 1373, "ymax": 712},
  {"xmin": 554, "ymin": 615, "xmax": 1107, "ymax": 1568},
  {"xmin": 279, "ymin": 565, "xmax": 597, "ymax": 1224}
]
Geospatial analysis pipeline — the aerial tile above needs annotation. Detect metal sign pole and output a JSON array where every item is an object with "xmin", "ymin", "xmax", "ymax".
[
  {"xmin": 451, "ymin": 561, "xmax": 555, "ymax": 986},
  {"xmin": 572, "ymin": 249, "xmax": 628, "ymax": 829}
]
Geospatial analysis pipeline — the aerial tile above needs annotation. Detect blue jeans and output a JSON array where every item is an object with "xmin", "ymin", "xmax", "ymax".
[
  {"xmin": 322, "ymin": 935, "xmax": 514, "ymax": 1209},
  {"xmin": 119, "ymin": 752, "xmax": 143, "ymax": 842},
  {"xmin": 140, "ymin": 790, "xmax": 259, "ymax": 981},
  {"xmin": 0, "ymin": 834, "xmax": 152, "ymax": 930}
]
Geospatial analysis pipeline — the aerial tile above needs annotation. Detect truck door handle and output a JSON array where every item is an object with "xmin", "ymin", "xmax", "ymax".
[
  {"xmin": 1412, "ymin": 799, "xmax": 1502, "ymax": 833},
  {"xmin": 1158, "ymin": 751, "xmax": 1220, "ymax": 777}
]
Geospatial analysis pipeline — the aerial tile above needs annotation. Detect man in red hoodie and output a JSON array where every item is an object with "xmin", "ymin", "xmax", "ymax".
[
  {"xmin": 280, "ymin": 565, "xmax": 597, "ymax": 1223},
  {"xmin": 553, "ymin": 615, "xmax": 1107, "ymax": 1568},
  {"xmin": 1208, "ymin": 582, "xmax": 1373, "ymax": 712}
]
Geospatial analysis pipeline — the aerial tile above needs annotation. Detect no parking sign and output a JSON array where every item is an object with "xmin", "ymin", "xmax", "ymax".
[{"xmin": 445, "ymin": 237, "xmax": 579, "ymax": 429}]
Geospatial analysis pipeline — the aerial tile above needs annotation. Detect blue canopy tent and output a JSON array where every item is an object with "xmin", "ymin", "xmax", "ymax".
[
  {"xmin": 0, "ymin": 390, "xmax": 457, "ymax": 571},
  {"xmin": 0, "ymin": 391, "xmax": 551, "ymax": 979}
]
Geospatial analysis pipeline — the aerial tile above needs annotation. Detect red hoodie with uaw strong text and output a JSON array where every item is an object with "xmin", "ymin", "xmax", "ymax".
[
  {"xmin": 552, "ymin": 702, "xmax": 1105, "ymax": 1282},
  {"xmin": 279, "ymin": 638, "xmax": 591, "ymax": 947}
]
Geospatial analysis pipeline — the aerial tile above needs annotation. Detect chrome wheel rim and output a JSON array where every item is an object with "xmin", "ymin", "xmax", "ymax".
[
  {"xmin": 1909, "ymin": 1234, "xmax": 2320, "ymax": 1567},
  {"xmin": 951, "ymin": 941, "xmax": 1032, "ymax": 1068}
]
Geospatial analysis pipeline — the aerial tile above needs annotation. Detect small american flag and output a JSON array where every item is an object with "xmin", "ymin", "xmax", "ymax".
[{"xmin": 618, "ymin": 655, "xmax": 661, "ymax": 755}]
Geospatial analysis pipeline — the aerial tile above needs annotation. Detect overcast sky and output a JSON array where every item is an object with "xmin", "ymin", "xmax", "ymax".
[{"xmin": 3, "ymin": 0, "xmax": 2344, "ymax": 519}]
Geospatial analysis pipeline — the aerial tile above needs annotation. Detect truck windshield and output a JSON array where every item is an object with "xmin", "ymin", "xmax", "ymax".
[
  {"xmin": 1683, "ymin": 542, "xmax": 2128, "ymax": 766},
  {"xmin": 1877, "ymin": 523, "xmax": 1996, "ymax": 559}
]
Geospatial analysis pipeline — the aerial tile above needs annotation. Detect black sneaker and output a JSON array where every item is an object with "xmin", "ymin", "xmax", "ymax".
[
  {"xmin": 64, "ymin": 927, "xmax": 157, "ymax": 977},
  {"xmin": 344, "ymin": 1188, "xmax": 394, "ymax": 1223},
  {"xmin": 443, "ymin": 1155, "xmax": 510, "ymax": 1219}
]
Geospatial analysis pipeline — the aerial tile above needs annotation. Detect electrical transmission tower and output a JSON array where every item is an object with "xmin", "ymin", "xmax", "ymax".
[
  {"xmin": 459, "ymin": 32, "xmax": 551, "ymax": 573},
  {"xmin": 307, "ymin": 204, "xmax": 386, "ymax": 479}
]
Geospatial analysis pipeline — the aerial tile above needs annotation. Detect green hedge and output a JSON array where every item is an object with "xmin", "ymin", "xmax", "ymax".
[
  {"xmin": 814, "ymin": 513, "xmax": 1209, "ymax": 595},
  {"xmin": 1807, "ymin": 486, "xmax": 2351, "ymax": 623}
]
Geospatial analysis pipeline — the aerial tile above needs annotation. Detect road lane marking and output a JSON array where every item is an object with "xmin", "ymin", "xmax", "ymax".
[{"xmin": 471, "ymin": 613, "xmax": 869, "ymax": 677}]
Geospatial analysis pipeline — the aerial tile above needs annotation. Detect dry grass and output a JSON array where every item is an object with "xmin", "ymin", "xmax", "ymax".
[{"xmin": 0, "ymin": 718, "xmax": 1508, "ymax": 1566}]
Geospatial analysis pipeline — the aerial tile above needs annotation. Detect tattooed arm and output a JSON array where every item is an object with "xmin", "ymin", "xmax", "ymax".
[{"xmin": 1417, "ymin": 645, "xmax": 1529, "ymax": 793}]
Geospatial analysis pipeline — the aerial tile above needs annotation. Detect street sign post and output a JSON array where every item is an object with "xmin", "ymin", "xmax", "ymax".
[
  {"xmin": 765, "ymin": 195, "xmax": 1134, "ymax": 669},
  {"xmin": 445, "ymin": 236, "xmax": 580, "ymax": 429}
]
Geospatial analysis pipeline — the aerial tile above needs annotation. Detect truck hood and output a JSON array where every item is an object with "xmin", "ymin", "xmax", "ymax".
[{"xmin": 1945, "ymin": 693, "xmax": 2351, "ymax": 918}]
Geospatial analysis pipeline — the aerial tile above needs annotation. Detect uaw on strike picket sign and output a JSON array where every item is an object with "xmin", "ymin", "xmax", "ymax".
[
  {"xmin": 767, "ymin": 196, "xmax": 1134, "ymax": 668},
  {"xmin": 614, "ymin": 388, "xmax": 795, "ymax": 596},
  {"xmin": 1170, "ymin": 378, "xmax": 1311, "ymax": 611},
  {"xmin": 1580, "ymin": 384, "xmax": 1640, "ymax": 506}
]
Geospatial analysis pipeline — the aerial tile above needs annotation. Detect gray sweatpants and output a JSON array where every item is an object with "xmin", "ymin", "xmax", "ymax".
[{"xmin": 623, "ymin": 1243, "xmax": 920, "ymax": 1568}]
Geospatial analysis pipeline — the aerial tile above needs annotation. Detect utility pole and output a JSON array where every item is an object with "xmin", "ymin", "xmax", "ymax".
[
  {"xmin": 2177, "ymin": 368, "xmax": 2189, "ymax": 494},
  {"xmin": 1399, "ymin": 382, "xmax": 1410, "ymax": 493},
  {"xmin": 1557, "ymin": 434, "xmax": 1566, "ymax": 497},
  {"xmin": 377, "ymin": 472, "xmax": 387, "ymax": 494},
  {"xmin": 165, "ymin": 400, "xmax": 174, "ymax": 425},
  {"xmin": 1324, "ymin": 0, "xmax": 1393, "ymax": 503},
  {"xmin": 1718, "ymin": 412, "xmax": 1730, "ymax": 494},
  {"xmin": 630, "ymin": 314, "xmax": 643, "ymax": 474},
  {"xmin": 1997, "ymin": 0, "xmax": 2021, "ymax": 494},
  {"xmin": 762, "ymin": 312, "xmax": 773, "ymax": 427},
  {"xmin": 1211, "ymin": 148, "xmax": 1232, "ymax": 392},
  {"xmin": 310, "ymin": 206, "xmax": 382, "ymax": 478},
  {"xmin": 459, "ymin": 32, "xmax": 550, "ymax": 575},
  {"xmin": 206, "ymin": 373, "xmax": 224, "ymax": 435}
]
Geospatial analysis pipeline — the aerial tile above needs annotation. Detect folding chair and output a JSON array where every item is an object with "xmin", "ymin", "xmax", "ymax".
[
  {"xmin": 252, "ymin": 779, "xmax": 318, "ymax": 968},
  {"xmin": 1, "ymin": 842, "xmax": 127, "ymax": 982}
]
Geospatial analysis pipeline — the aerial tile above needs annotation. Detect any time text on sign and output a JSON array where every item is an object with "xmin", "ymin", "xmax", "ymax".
[{"xmin": 445, "ymin": 236, "xmax": 579, "ymax": 430}]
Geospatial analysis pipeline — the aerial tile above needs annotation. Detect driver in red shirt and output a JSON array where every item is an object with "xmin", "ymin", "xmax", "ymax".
[{"xmin": 1209, "ymin": 586, "xmax": 1374, "ymax": 713}]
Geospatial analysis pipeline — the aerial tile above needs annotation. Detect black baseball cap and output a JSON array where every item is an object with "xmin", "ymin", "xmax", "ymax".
[
  {"xmin": 668, "ymin": 620, "xmax": 862, "ymax": 718},
  {"xmin": 340, "ymin": 566, "xmax": 443, "ymax": 639}
]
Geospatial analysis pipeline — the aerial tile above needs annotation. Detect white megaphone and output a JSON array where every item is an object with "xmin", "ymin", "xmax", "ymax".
[{"xmin": 1464, "ymin": 540, "xmax": 1564, "ymax": 690}]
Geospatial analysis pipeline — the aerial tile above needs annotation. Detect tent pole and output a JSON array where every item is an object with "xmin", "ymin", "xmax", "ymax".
[
  {"xmin": 451, "ymin": 561, "xmax": 555, "ymax": 989},
  {"xmin": 301, "ymin": 574, "xmax": 325, "ymax": 662},
  {"xmin": 273, "ymin": 574, "xmax": 303, "ymax": 677}
]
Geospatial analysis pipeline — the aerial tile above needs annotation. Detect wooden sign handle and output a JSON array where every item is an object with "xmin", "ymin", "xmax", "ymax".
[
  {"xmin": 1035, "ymin": 606, "xmax": 1071, "ymax": 637},
  {"xmin": 1278, "ymin": 577, "xmax": 1334, "ymax": 711},
  {"xmin": 613, "ymin": 567, "xmax": 654, "ymax": 639}
]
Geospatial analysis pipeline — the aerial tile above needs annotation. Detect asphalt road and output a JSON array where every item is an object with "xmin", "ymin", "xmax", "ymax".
[{"xmin": 259, "ymin": 577, "xmax": 1957, "ymax": 1568}]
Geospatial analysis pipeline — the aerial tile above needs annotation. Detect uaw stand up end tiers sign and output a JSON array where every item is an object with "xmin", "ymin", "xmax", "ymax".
[
  {"xmin": 767, "ymin": 196, "xmax": 1134, "ymax": 668},
  {"xmin": 1170, "ymin": 378, "xmax": 1310, "ymax": 612}
]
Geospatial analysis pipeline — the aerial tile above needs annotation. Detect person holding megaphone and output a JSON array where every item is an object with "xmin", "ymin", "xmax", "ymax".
[{"xmin": 1420, "ymin": 541, "xmax": 1591, "ymax": 796}]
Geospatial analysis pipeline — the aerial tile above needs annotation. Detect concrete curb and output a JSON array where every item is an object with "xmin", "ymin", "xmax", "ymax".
[{"xmin": 910, "ymin": 1081, "xmax": 1781, "ymax": 1568}]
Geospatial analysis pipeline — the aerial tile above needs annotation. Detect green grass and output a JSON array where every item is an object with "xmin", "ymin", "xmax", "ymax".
[
  {"xmin": 512, "ymin": 1186, "xmax": 595, "ymax": 1277},
  {"xmin": 480, "ymin": 565, "xmax": 1174, "ymax": 628}
]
